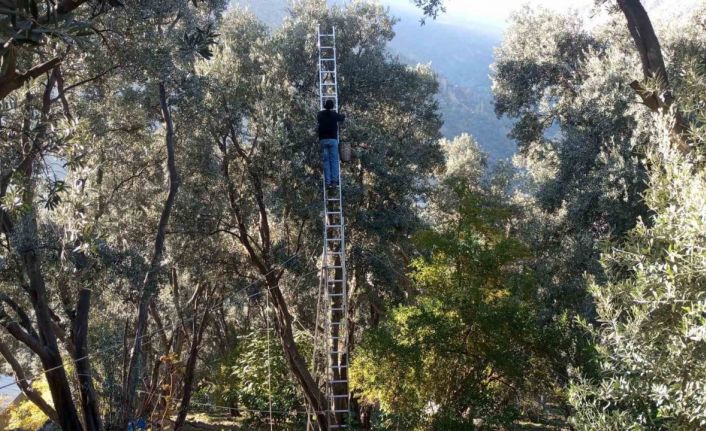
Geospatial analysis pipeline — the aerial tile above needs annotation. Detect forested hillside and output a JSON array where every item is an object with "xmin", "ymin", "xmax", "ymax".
[
  {"xmin": 235, "ymin": 0, "xmax": 516, "ymax": 161},
  {"xmin": 1, "ymin": 1, "xmax": 705, "ymax": 431}
]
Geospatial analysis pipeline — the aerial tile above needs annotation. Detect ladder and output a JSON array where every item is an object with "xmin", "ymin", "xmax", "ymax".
[{"xmin": 317, "ymin": 24, "xmax": 350, "ymax": 430}]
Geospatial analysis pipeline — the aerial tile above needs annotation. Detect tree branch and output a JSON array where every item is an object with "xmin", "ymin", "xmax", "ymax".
[
  {"xmin": 0, "ymin": 339, "xmax": 59, "ymax": 422},
  {"xmin": 120, "ymin": 81, "xmax": 181, "ymax": 429},
  {"xmin": 0, "ymin": 294, "xmax": 39, "ymax": 340},
  {"xmin": 0, "ymin": 56, "xmax": 62, "ymax": 101}
]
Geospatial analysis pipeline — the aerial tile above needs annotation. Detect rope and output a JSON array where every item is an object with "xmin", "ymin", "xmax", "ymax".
[
  {"xmin": 266, "ymin": 286, "xmax": 274, "ymax": 431},
  {"xmin": 307, "ymin": 251, "xmax": 326, "ymax": 431},
  {"xmin": 134, "ymin": 388, "xmax": 334, "ymax": 415}
]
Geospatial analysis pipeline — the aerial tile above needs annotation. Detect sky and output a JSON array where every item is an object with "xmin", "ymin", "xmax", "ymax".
[
  {"xmin": 383, "ymin": 0, "xmax": 703, "ymax": 30},
  {"xmin": 383, "ymin": 0, "xmax": 594, "ymax": 29}
]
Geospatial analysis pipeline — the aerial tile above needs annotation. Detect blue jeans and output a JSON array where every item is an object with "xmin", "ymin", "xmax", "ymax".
[{"xmin": 320, "ymin": 139, "xmax": 340, "ymax": 185}]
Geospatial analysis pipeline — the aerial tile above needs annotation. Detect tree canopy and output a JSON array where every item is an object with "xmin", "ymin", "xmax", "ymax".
[{"xmin": 1, "ymin": 1, "xmax": 705, "ymax": 430}]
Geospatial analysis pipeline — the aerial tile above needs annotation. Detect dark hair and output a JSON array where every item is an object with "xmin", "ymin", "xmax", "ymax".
[{"xmin": 324, "ymin": 99, "xmax": 335, "ymax": 110}]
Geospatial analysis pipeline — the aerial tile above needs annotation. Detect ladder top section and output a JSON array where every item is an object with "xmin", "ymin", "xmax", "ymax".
[{"xmin": 317, "ymin": 24, "xmax": 337, "ymax": 36}]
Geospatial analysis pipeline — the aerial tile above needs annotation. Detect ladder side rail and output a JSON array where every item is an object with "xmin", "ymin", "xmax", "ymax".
[
  {"xmin": 332, "ymin": 26, "xmax": 350, "ymax": 425},
  {"xmin": 333, "ymin": 26, "xmax": 339, "ymax": 112}
]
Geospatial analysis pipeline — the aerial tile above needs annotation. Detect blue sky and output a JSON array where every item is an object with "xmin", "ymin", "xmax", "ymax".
[
  {"xmin": 383, "ymin": 0, "xmax": 593, "ymax": 29},
  {"xmin": 383, "ymin": 0, "xmax": 703, "ymax": 30}
]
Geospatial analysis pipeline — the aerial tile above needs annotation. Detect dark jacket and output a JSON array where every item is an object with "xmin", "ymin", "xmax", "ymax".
[{"xmin": 317, "ymin": 109, "xmax": 345, "ymax": 140}]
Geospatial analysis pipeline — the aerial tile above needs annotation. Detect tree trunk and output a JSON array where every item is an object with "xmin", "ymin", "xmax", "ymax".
[
  {"xmin": 14, "ymin": 148, "xmax": 85, "ymax": 430},
  {"xmin": 265, "ymin": 272, "xmax": 330, "ymax": 430},
  {"xmin": 219, "ymin": 130, "xmax": 329, "ymax": 429},
  {"xmin": 23, "ymin": 243, "xmax": 85, "ymax": 431},
  {"xmin": 174, "ymin": 298, "xmax": 212, "ymax": 430},
  {"xmin": 0, "ymin": 340, "xmax": 59, "ymax": 423},
  {"xmin": 616, "ymin": 0, "xmax": 690, "ymax": 150},
  {"xmin": 73, "ymin": 288, "xmax": 102, "ymax": 431},
  {"xmin": 120, "ymin": 81, "xmax": 181, "ymax": 429}
]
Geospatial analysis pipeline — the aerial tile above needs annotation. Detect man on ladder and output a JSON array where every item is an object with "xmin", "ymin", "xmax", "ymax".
[{"xmin": 318, "ymin": 99, "xmax": 346, "ymax": 188}]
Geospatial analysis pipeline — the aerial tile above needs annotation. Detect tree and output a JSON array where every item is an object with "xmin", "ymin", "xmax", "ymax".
[
  {"xmin": 0, "ymin": 1, "xmax": 226, "ymax": 429},
  {"xmin": 351, "ymin": 174, "xmax": 554, "ymax": 429},
  {"xmin": 0, "ymin": 0, "xmax": 123, "ymax": 101},
  {"xmin": 189, "ymin": 1, "xmax": 444, "ymax": 427},
  {"xmin": 408, "ymin": 0, "xmax": 692, "ymax": 151},
  {"xmin": 489, "ymin": 7, "xmax": 656, "ymax": 386},
  {"xmin": 567, "ymin": 11, "xmax": 706, "ymax": 427},
  {"xmin": 569, "ymin": 55, "xmax": 706, "ymax": 429}
]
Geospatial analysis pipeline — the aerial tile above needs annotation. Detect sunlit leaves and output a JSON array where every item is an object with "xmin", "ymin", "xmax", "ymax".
[
  {"xmin": 569, "ymin": 58, "xmax": 706, "ymax": 430},
  {"xmin": 352, "ymin": 182, "xmax": 549, "ymax": 429}
]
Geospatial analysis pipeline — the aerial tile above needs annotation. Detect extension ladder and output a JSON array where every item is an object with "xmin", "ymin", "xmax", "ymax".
[{"xmin": 317, "ymin": 24, "xmax": 350, "ymax": 430}]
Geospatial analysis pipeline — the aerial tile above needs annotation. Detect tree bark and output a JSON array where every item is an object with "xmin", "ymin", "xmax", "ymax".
[
  {"xmin": 120, "ymin": 81, "xmax": 181, "ymax": 429},
  {"xmin": 265, "ymin": 272, "xmax": 330, "ymax": 429},
  {"xmin": 218, "ymin": 138, "xmax": 329, "ymax": 429},
  {"xmin": 0, "ymin": 53, "xmax": 62, "ymax": 101},
  {"xmin": 616, "ymin": 0, "xmax": 690, "ymax": 151},
  {"xmin": 19, "ymin": 218, "xmax": 85, "ymax": 431},
  {"xmin": 73, "ymin": 288, "xmax": 102, "ymax": 431},
  {"xmin": 0, "ymin": 95, "xmax": 86, "ymax": 429},
  {"xmin": 0, "ymin": 340, "xmax": 59, "ymax": 422},
  {"xmin": 174, "ymin": 289, "xmax": 212, "ymax": 430}
]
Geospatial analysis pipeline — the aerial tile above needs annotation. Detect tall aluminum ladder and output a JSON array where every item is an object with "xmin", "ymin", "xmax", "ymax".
[{"xmin": 317, "ymin": 24, "xmax": 350, "ymax": 430}]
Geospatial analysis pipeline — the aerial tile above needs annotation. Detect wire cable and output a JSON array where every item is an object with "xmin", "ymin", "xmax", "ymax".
[{"xmin": 0, "ymin": 255, "xmax": 302, "ymax": 393}]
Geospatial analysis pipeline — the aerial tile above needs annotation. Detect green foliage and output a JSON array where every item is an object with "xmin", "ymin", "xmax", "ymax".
[
  {"xmin": 493, "ymin": 6, "xmax": 652, "ymax": 316},
  {"xmin": 6, "ymin": 379, "xmax": 52, "ymax": 430},
  {"xmin": 569, "ymin": 46, "xmax": 706, "ymax": 431},
  {"xmin": 202, "ymin": 330, "xmax": 307, "ymax": 427},
  {"xmin": 352, "ymin": 179, "xmax": 554, "ymax": 429}
]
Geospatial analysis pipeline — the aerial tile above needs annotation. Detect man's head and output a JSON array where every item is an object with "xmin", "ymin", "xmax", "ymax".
[{"xmin": 324, "ymin": 99, "xmax": 335, "ymax": 110}]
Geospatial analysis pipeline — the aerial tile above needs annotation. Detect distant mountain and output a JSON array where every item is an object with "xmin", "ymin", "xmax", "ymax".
[
  {"xmin": 385, "ymin": 7, "xmax": 514, "ymax": 161},
  {"xmin": 231, "ymin": 0, "xmax": 516, "ymax": 161},
  {"xmin": 227, "ymin": 0, "xmax": 703, "ymax": 162}
]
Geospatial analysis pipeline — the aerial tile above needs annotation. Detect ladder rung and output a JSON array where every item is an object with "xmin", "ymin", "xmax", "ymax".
[
  {"xmin": 320, "ymin": 46, "xmax": 335, "ymax": 49},
  {"xmin": 330, "ymin": 307, "xmax": 345, "ymax": 312},
  {"xmin": 333, "ymin": 409, "xmax": 350, "ymax": 413},
  {"xmin": 327, "ymin": 225, "xmax": 342, "ymax": 228},
  {"xmin": 326, "ymin": 212, "xmax": 342, "ymax": 215},
  {"xmin": 330, "ymin": 322, "xmax": 344, "ymax": 326},
  {"xmin": 326, "ymin": 265, "xmax": 343, "ymax": 269},
  {"xmin": 331, "ymin": 379, "xmax": 348, "ymax": 384},
  {"xmin": 330, "ymin": 336, "xmax": 345, "ymax": 340},
  {"xmin": 328, "ymin": 293, "xmax": 344, "ymax": 297},
  {"xmin": 327, "ymin": 238, "xmax": 342, "ymax": 241}
]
